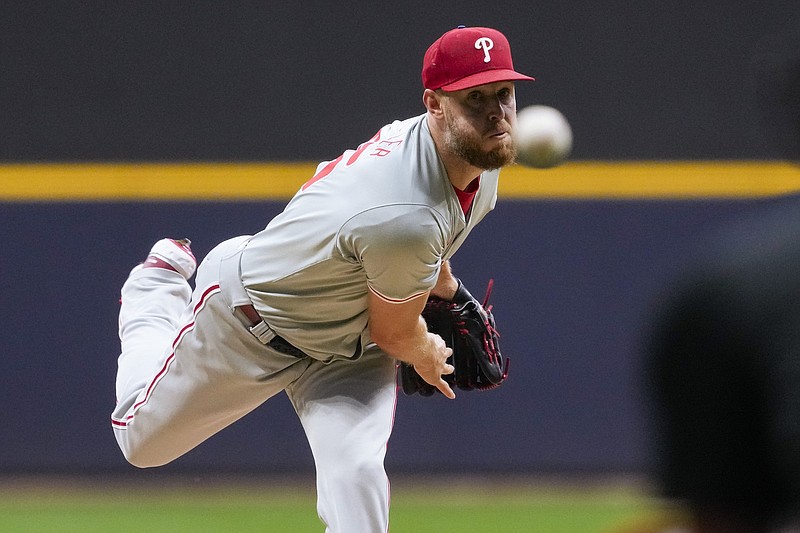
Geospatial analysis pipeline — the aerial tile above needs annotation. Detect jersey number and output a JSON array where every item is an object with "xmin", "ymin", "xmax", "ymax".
[{"xmin": 302, "ymin": 128, "xmax": 400, "ymax": 191}]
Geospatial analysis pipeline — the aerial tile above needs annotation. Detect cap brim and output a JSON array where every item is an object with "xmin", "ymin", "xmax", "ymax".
[{"xmin": 439, "ymin": 69, "xmax": 535, "ymax": 92}]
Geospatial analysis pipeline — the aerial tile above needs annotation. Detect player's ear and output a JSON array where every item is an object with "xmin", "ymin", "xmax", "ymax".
[{"xmin": 423, "ymin": 89, "xmax": 445, "ymax": 118}]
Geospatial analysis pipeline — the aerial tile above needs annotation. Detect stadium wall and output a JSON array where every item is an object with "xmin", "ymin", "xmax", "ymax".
[{"xmin": 2, "ymin": 163, "xmax": 799, "ymax": 475}]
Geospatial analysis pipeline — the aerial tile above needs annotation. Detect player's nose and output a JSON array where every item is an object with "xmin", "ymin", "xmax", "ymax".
[{"xmin": 487, "ymin": 102, "xmax": 506, "ymax": 123}]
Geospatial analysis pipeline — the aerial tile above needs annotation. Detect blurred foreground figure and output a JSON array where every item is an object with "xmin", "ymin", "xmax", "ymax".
[
  {"xmin": 642, "ymin": 29, "xmax": 800, "ymax": 533},
  {"xmin": 646, "ymin": 198, "xmax": 800, "ymax": 533}
]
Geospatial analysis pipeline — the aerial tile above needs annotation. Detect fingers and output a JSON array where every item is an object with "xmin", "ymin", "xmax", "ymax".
[
  {"xmin": 416, "ymin": 335, "xmax": 456, "ymax": 398},
  {"xmin": 417, "ymin": 359, "xmax": 456, "ymax": 398},
  {"xmin": 434, "ymin": 358, "xmax": 456, "ymax": 399},
  {"xmin": 436, "ymin": 377, "xmax": 456, "ymax": 399}
]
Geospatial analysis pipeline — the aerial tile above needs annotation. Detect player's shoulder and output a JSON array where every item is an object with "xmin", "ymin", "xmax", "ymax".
[{"xmin": 339, "ymin": 203, "xmax": 448, "ymax": 248}]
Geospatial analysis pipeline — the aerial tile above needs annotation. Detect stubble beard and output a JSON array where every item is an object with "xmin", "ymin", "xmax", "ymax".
[{"xmin": 443, "ymin": 115, "xmax": 517, "ymax": 170}]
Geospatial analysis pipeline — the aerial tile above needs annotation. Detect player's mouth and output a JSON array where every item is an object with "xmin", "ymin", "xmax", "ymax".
[
  {"xmin": 487, "ymin": 131, "xmax": 513, "ymax": 148},
  {"xmin": 487, "ymin": 130, "xmax": 509, "ymax": 139},
  {"xmin": 486, "ymin": 122, "xmax": 512, "ymax": 139}
]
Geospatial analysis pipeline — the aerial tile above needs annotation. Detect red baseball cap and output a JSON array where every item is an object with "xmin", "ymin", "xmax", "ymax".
[{"xmin": 422, "ymin": 26, "xmax": 534, "ymax": 91}]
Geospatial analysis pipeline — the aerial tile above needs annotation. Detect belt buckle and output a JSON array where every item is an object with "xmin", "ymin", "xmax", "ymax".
[{"xmin": 249, "ymin": 321, "xmax": 277, "ymax": 344}]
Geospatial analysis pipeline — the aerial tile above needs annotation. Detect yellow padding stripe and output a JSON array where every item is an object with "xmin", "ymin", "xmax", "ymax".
[
  {"xmin": 502, "ymin": 161, "xmax": 800, "ymax": 199},
  {"xmin": 0, "ymin": 161, "xmax": 798, "ymax": 201}
]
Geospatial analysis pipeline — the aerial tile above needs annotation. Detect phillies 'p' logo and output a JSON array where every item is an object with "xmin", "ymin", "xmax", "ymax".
[{"xmin": 474, "ymin": 37, "xmax": 494, "ymax": 63}]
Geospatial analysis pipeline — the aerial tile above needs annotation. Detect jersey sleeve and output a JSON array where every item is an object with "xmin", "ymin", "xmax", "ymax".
[{"xmin": 336, "ymin": 204, "xmax": 447, "ymax": 303}]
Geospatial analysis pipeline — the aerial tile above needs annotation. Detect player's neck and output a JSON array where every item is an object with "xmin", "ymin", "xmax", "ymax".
[{"xmin": 442, "ymin": 155, "xmax": 483, "ymax": 191}]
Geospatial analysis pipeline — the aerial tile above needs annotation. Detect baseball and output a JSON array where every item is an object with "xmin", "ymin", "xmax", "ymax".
[{"xmin": 513, "ymin": 105, "xmax": 573, "ymax": 169}]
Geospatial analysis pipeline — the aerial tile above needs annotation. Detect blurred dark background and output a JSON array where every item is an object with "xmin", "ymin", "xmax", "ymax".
[
  {"xmin": 1, "ymin": 2, "xmax": 799, "ymax": 478},
  {"xmin": 2, "ymin": 1, "xmax": 798, "ymax": 161}
]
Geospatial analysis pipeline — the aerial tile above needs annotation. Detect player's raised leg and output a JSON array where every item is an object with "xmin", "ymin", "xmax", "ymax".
[
  {"xmin": 115, "ymin": 238, "xmax": 197, "ymax": 405},
  {"xmin": 112, "ymin": 236, "xmax": 312, "ymax": 467},
  {"xmin": 287, "ymin": 347, "xmax": 397, "ymax": 533}
]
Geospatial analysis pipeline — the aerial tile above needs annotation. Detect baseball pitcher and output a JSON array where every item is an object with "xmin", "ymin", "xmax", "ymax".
[{"xmin": 111, "ymin": 25, "xmax": 532, "ymax": 533}]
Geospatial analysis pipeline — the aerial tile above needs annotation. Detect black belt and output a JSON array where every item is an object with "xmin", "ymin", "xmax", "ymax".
[{"xmin": 237, "ymin": 304, "xmax": 308, "ymax": 358}]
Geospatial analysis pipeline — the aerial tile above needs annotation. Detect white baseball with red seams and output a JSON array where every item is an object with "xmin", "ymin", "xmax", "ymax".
[{"xmin": 514, "ymin": 105, "xmax": 573, "ymax": 169}]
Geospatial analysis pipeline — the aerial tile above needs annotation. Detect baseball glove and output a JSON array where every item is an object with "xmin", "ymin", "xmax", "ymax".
[{"xmin": 399, "ymin": 279, "xmax": 509, "ymax": 396}]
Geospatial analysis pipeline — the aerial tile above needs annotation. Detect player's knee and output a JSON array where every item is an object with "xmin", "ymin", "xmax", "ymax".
[
  {"xmin": 119, "ymin": 444, "xmax": 167, "ymax": 468},
  {"xmin": 324, "ymin": 453, "xmax": 386, "ymax": 488},
  {"xmin": 116, "ymin": 434, "xmax": 175, "ymax": 469}
]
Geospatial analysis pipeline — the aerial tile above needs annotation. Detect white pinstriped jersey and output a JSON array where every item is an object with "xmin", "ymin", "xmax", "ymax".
[{"xmin": 240, "ymin": 113, "xmax": 499, "ymax": 362}]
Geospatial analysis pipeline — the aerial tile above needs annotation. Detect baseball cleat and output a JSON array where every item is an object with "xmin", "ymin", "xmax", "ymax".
[{"xmin": 143, "ymin": 238, "xmax": 197, "ymax": 279}]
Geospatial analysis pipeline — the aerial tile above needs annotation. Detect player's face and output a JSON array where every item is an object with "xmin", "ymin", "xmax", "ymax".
[{"xmin": 441, "ymin": 82, "xmax": 518, "ymax": 170}]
